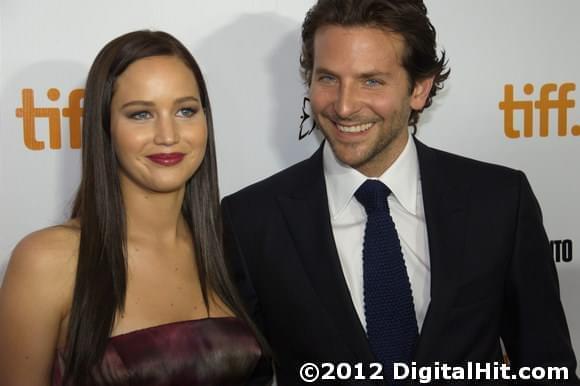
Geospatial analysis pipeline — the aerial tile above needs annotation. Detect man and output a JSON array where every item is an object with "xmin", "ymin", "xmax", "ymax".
[{"xmin": 222, "ymin": 0, "xmax": 579, "ymax": 384}]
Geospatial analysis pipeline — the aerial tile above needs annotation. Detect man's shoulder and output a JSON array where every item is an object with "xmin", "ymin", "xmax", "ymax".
[
  {"xmin": 418, "ymin": 141, "xmax": 523, "ymax": 183},
  {"xmin": 223, "ymin": 151, "xmax": 321, "ymax": 204}
]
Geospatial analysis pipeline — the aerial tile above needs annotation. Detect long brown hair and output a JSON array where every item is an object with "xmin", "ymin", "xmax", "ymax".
[
  {"xmin": 66, "ymin": 30, "xmax": 259, "ymax": 384},
  {"xmin": 300, "ymin": 0, "xmax": 450, "ymax": 131}
]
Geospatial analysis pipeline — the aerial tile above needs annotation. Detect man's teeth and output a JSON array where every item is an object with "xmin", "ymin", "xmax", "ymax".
[{"xmin": 336, "ymin": 122, "xmax": 373, "ymax": 133}]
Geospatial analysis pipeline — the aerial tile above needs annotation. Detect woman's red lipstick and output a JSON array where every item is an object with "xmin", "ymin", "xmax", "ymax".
[{"xmin": 146, "ymin": 152, "xmax": 185, "ymax": 166}]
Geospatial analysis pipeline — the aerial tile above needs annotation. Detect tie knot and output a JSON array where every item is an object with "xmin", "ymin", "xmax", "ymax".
[{"xmin": 354, "ymin": 180, "xmax": 391, "ymax": 214}]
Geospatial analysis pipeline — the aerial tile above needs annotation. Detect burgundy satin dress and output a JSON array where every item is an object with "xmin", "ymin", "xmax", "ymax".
[{"xmin": 52, "ymin": 317, "xmax": 271, "ymax": 386}]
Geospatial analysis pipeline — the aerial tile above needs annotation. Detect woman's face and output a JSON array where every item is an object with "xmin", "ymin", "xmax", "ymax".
[{"xmin": 110, "ymin": 55, "xmax": 208, "ymax": 195}]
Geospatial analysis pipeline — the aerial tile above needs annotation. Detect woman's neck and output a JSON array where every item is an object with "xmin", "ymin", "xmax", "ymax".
[{"xmin": 121, "ymin": 182, "xmax": 189, "ymax": 246}]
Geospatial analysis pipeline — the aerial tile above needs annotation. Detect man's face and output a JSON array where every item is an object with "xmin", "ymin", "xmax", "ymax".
[{"xmin": 309, "ymin": 25, "xmax": 433, "ymax": 177}]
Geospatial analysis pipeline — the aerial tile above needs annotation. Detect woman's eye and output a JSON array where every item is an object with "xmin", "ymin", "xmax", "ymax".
[
  {"xmin": 177, "ymin": 107, "xmax": 197, "ymax": 118},
  {"xmin": 129, "ymin": 111, "xmax": 152, "ymax": 120}
]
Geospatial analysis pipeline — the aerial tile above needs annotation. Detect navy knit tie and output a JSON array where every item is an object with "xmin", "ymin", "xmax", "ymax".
[{"xmin": 355, "ymin": 180, "xmax": 418, "ymax": 383}]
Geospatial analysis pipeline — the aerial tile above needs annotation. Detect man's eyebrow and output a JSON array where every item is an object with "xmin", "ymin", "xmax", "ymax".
[
  {"xmin": 359, "ymin": 71, "xmax": 393, "ymax": 79},
  {"xmin": 312, "ymin": 67, "xmax": 394, "ymax": 79},
  {"xmin": 312, "ymin": 66, "xmax": 339, "ymax": 76}
]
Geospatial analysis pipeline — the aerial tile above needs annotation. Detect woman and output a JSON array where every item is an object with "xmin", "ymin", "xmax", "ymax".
[{"xmin": 0, "ymin": 30, "xmax": 271, "ymax": 386}]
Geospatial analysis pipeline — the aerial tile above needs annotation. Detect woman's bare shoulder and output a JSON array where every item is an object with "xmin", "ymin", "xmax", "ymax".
[
  {"xmin": 6, "ymin": 220, "xmax": 80, "ymax": 287},
  {"xmin": 12, "ymin": 220, "xmax": 80, "ymax": 255},
  {"xmin": 0, "ymin": 221, "xmax": 81, "ymax": 383}
]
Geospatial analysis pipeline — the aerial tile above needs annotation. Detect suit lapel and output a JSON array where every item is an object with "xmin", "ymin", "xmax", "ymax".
[
  {"xmin": 274, "ymin": 140, "xmax": 469, "ymax": 361},
  {"xmin": 414, "ymin": 139, "xmax": 469, "ymax": 359},
  {"xmin": 277, "ymin": 146, "xmax": 376, "ymax": 362}
]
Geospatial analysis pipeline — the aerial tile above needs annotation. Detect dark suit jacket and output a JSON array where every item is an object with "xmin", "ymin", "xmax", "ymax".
[{"xmin": 222, "ymin": 139, "xmax": 578, "ymax": 385}]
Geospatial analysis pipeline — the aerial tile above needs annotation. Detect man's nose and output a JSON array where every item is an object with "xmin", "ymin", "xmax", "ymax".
[{"xmin": 334, "ymin": 82, "xmax": 361, "ymax": 119}]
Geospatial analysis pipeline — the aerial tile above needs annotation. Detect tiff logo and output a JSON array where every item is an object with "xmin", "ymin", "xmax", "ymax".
[
  {"xmin": 499, "ymin": 83, "xmax": 579, "ymax": 138},
  {"xmin": 15, "ymin": 88, "xmax": 84, "ymax": 150}
]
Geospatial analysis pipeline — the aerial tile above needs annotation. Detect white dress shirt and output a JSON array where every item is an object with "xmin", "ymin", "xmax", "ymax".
[{"xmin": 323, "ymin": 136, "xmax": 431, "ymax": 332}]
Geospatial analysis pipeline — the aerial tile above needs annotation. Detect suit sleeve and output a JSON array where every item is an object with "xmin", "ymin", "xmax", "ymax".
[
  {"xmin": 221, "ymin": 197, "xmax": 265, "ymax": 332},
  {"xmin": 501, "ymin": 171, "xmax": 579, "ymax": 384}
]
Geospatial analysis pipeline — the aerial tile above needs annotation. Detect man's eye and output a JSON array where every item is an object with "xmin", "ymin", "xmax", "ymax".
[
  {"xmin": 177, "ymin": 107, "xmax": 198, "ymax": 118},
  {"xmin": 317, "ymin": 74, "xmax": 336, "ymax": 83},
  {"xmin": 129, "ymin": 111, "xmax": 152, "ymax": 120},
  {"xmin": 365, "ymin": 79, "xmax": 383, "ymax": 87}
]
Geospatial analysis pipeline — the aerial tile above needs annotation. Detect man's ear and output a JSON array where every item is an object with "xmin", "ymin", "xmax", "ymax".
[{"xmin": 410, "ymin": 76, "xmax": 435, "ymax": 110}]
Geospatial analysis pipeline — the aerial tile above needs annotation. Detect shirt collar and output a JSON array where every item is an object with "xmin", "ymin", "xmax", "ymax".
[{"xmin": 323, "ymin": 135, "xmax": 420, "ymax": 218}]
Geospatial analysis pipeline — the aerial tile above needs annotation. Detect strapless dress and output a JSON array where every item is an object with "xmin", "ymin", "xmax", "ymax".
[{"xmin": 51, "ymin": 317, "xmax": 272, "ymax": 386}]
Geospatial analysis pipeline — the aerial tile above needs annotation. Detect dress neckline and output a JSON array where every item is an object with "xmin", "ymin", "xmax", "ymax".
[
  {"xmin": 109, "ymin": 316, "xmax": 239, "ymax": 340},
  {"xmin": 56, "ymin": 316, "xmax": 241, "ymax": 354}
]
